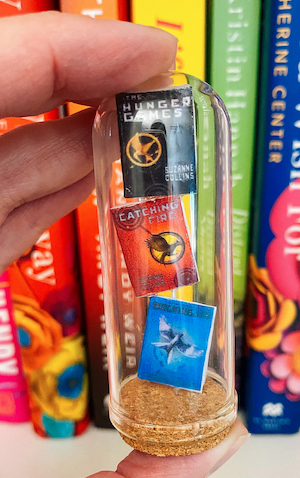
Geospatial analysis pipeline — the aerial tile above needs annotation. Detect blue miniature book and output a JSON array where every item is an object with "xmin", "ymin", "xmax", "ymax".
[{"xmin": 138, "ymin": 296, "xmax": 216, "ymax": 392}]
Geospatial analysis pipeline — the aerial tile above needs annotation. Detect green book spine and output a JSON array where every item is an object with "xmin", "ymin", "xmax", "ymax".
[{"xmin": 207, "ymin": 0, "xmax": 262, "ymax": 390}]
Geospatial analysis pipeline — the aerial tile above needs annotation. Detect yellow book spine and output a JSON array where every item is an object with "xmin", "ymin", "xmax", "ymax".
[
  {"xmin": 131, "ymin": 0, "xmax": 206, "ymax": 80},
  {"xmin": 131, "ymin": 1, "xmax": 205, "ymax": 301}
]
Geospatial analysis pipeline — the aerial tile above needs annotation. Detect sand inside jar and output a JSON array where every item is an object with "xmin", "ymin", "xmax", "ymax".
[{"xmin": 118, "ymin": 376, "xmax": 234, "ymax": 456}]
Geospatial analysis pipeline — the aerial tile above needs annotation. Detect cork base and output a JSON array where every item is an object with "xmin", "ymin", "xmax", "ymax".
[
  {"xmin": 111, "ymin": 376, "xmax": 237, "ymax": 457},
  {"xmin": 120, "ymin": 425, "xmax": 232, "ymax": 456}
]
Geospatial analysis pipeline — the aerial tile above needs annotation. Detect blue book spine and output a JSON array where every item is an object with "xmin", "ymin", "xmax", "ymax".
[{"xmin": 246, "ymin": 0, "xmax": 300, "ymax": 434}]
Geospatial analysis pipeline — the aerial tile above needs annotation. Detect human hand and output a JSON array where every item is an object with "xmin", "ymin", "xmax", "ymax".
[
  {"xmin": 0, "ymin": 12, "xmax": 249, "ymax": 476},
  {"xmin": 0, "ymin": 11, "xmax": 177, "ymax": 274},
  {"xmin": 87, "ymin": 419, "xmax": 249, "ymax": 478}
]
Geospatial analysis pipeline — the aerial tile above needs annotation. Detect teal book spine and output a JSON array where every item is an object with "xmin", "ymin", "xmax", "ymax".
[{"xmin": 207, "ymin": 0, "xmax": 262, "ymax": 392}]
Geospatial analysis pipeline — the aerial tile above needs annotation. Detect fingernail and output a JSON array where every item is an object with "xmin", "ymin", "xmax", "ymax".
[
  {"xmin": 145, "ymin": 24, "xmax": 179, "ymax": 43},
  {"xmin": 206, "ymin": 433, "xmax": 250, "ymax": 477},
  {"xmin": 170, "ymin": 60, "xmax": 176, "ymax": 70}
]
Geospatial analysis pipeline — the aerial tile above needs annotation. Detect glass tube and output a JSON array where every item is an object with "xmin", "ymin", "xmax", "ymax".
[{"xmin": 93, "ymin": 72, "xmax": 237, "ymax": 456}]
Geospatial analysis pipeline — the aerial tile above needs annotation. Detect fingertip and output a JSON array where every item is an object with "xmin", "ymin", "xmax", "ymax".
[
  {"xmin": 0, "ymin": 13, "xmax": 178, "ymax": 117},
  {"xmin": 144, "ymin": 25, "xmax": 178, "ymax": 70},
  {"xmin": 206, "ymin": 430, "xmax": 250, "ymax": 476},
  {"xmin": 142, "ymin": 23, "xmax": 179, "ymax": 48},
  {"xmin": 227, "ymin": 417, "xmax": 248, "ymax": 439},
  {"xmin": 116, "ymin": 420, "xmax": 249, "ymax": 478},
  {"xmin": 118, "ymin": 22, "xmax": 178, "ymax": 72}
]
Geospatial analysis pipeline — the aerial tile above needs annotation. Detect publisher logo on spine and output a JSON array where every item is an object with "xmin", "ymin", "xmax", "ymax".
[{"xmin": 262, "ymin": 403, "xmax": 284, "ymax": 418}]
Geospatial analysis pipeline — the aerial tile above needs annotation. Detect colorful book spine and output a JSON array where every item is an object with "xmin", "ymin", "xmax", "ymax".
[
  {"xmin": 130, "ymin": 0, "xmax": 206, "ymax": 79},
  {"xmin": 246, "ymin": 0, "xmax": 300, "ymax": 433},
  {"xmin": 1, "ymin": 0, "xmax": 89, "ymax": 438},
  {"xmin": 0, "ymin": 0, "xmax": 55, "ymax": 16},
  {"xmin": 0, "ymin": 3, "xmax": 52, "ymax": 420},
  {"xmin": 59, "ymin": 0, "xmax": 128, "ymax": 20},
  {"xmin": 130, "ymin": 0, "xmax": 206, "ymax": 303},
  {"xmin": 59, "ymin": 0, "xmax": 129, "ymax": 428},
  {"xmin": 207, "ymin": 0, "xmax": 261, "ymax": 394},
  {"xmin": 9, "ymin": 216, "xmax": 89, "ymax": 438},
  {"xmin": 0, "ymin": 271, "xmax": 30, "ymax": 423}
]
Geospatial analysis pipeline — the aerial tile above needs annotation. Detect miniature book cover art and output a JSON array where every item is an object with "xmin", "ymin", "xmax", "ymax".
[
  {"xmin": 138, "ymin": 296, "xmax": 216, "ymax": 391},
  {"xmin": 116, "ymin": 85, "xmax": 197, "ymax": 198},
  {"xmin": 111, "ymin": 196, "xmax": 199, "ymax": 297}
]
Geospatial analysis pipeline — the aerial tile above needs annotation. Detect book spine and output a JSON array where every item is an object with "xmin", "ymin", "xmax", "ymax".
[
  {"xmin": 0, "ymin": 0, "xmax": 56, "ymax": 16},
  {"xmin": 74, "ymin": 191, "xmax": 110, "ymax": 428},
  {"xmin": 1, "ymin": 2, "xmax": 89, "ymax": 438},
  {"xmin": 0, "ymin": 111, "xmax": 59, "ymax": 135},
  {"xmin": 130, "ymin": 0, "xmax": 206, "ymax": 80},
  {"xmin": 0, "ymin": 271, "xmax": 30, "ymax": 423},
  {"xmin": 131, "ymin": 0, "xmax": 206, "ymax": 303},
  {"xmin": 9, "ymin": 215, "xmax": 89, "ymax": 438},
  {"xmin": 207, "ymin": 0, "xmax": 262, "ymax": 394},
  {"xmin": 59, "ymin": 0, "xmax": 128, "ymax": 20},
  {"xmin": 246, "ymin": 0, "xmax": 300, "ymax": 433},
  {"xmin": 59, "ymin": 0, "xmax": 129, "ymax": 428}
]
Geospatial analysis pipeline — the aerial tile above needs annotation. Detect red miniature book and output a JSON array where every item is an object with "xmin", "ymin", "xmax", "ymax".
[{"xmin": 111, "ymin": 196, "xmax": 199, "ymax": 297}]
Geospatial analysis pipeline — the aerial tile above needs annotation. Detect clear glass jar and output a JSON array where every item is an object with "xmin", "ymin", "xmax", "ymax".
[{"xmin": 93, "ymin": 72, "xmax": 237, "ymax": 456}]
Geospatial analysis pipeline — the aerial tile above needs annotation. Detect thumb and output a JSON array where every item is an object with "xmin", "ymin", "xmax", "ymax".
[{"xmin": 87, "ymin": 419, "xmax": 249, "ymax": 478}]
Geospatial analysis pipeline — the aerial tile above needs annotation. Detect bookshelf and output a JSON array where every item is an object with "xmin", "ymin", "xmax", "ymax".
[
  {"xmin": 1, "ymin": 2, "xmax": 300, "ymax": 476},
  {"xmin": 1, "ymin": 420, "xmax": 300, "ymax": 478}
]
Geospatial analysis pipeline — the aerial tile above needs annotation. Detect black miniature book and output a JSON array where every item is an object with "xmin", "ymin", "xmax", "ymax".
[{"xmin": 116, "ymin": 85, "xmax": 197, "ymax": 198}]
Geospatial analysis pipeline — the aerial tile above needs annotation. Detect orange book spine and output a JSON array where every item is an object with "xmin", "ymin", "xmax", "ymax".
[
  {"xmin": 0, "ymin": 0, "xmax": 56, "ymax": 16},
  {"xmin": 59, "ymin": 0, "xmax": 128, "ymax": 20}
]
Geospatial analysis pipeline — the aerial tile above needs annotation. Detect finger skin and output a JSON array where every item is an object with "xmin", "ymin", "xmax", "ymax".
[
  {"xmin": 0, "ymin": 12, "xmax": 177, "ymax": 272},
  {"xmin": 0, "ymin": 172, "xmax": 95, "ymax": 273},
  {"xmin": 86, "ymin": 419, "xmax": 249, "ymax": 478},
  {"xmin": 0, "ymin": 12, "xmax": 178, "ymax": 117},
  {"xmin": 0, "ymin": 108, "xmax": 95, "ymax": 225}
]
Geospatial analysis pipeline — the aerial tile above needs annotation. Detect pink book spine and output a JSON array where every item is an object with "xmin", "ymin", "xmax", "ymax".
[{"xmin": 0, "ymin": 271, "xmax": 30, "ymax": 422}]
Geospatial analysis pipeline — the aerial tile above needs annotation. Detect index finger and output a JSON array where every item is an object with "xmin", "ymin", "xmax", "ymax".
[{"xmin": 0, "ymin": 12, "xmax": 177, "ymax": 118}]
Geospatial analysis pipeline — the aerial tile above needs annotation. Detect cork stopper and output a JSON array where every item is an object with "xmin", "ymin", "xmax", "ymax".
[{"xmin": 117, "ymin": 376, "xmax": 234, "ymax": 456}]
